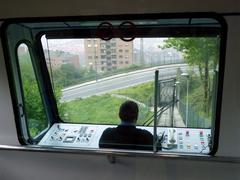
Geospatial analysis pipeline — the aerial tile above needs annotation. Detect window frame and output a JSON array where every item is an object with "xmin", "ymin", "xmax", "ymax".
[
  {"xmin": 16, "ymin": 42, "xmax": 50, "ymax": 140},
  {"xmin": 0, "ymin": 13, "xmax": 227, "ymax": 155}
]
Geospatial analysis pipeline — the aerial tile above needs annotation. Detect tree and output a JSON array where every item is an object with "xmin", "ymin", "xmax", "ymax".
[
  {"xmin": 162, "ymin": 37, "xmax": 220, "ymax": 115},
  {"xmin": 19, "ymin": 52, "xmax": 69, "ymax": 136},
  {"xmin": 51, "ymin": 64, "xmax": 87, "ymax": 88},
  {"xmin": 19, "ymin": 54, "xmax": 48, "ymax": 136}
]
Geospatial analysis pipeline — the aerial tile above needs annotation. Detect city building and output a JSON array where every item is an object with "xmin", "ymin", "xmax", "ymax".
[
  {"xmin": 45, "ymin": 50, "xmax": 80, "ymax": 69},
  {"xmin": 84, "ymin": 38, "xmax": 133, "ymax": 72}
]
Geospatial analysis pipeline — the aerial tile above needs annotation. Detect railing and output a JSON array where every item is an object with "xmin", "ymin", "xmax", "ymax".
[{"xmin": 178, "ymin": 101, "xmax": 210, "ymax": 128}]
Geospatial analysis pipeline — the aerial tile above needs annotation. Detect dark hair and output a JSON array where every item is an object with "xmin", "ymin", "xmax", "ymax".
[{"xmin": 119, "ymin": 100, "xmax": 139, "ymax": 122}]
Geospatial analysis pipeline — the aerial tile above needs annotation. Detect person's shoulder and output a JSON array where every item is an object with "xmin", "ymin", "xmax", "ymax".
[
  {"xmin": 99, "ymin": 127, "xmax": 118, "ymax": 148},
  {"xmin": 136, "ymin": 128, "xmax": 152, "ymax": 134},
  {"xmin": 135, "ymin": 128, "xmax": 153, "ymax": 146},
  {"xmin": 136, "ymin": 128, "xmax": 153, "ymax": 137},
  {"xmin": 103, "ymin": 127, "xmax": 115, "ymax": 132},
  {"xmin": 101, "ymin": 127, "xmax": 116, "ymax": 136}
]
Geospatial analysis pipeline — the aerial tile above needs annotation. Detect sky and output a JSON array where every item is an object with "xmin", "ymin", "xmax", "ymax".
[{"xmin": 41, "ymin": 37, "xmax": 167, "ymax": 54}]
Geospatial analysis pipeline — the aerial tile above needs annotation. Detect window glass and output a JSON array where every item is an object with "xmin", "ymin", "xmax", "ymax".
[
  {"xmin": 17, "ymin": 44, "xmax": 48, "ymax": 137},
  {"xmin": 41, "ymin": 35, "xmax": 219, "ymax": 129}
]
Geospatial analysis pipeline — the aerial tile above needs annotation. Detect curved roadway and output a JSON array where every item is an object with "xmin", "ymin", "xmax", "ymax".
[{"xmin": 61, "ymin": 64, "xmax": 188, "ymax": 102}]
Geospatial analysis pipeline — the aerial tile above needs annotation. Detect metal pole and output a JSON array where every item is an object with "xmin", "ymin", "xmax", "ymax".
[
  {"xmin": 181, "ymin": 72, "xmax": 189, "ymax": 127},
  {"xmin": 153, "ymin": 70, "xmax": 159, "ymax": 152},
  {"xmin": 140, "ymin": 38, "xmax": 144, "ymax": 65},
  {"xmin": 171, "ymin": 79, "xmax": 176, "ymax": 127},
  {"xmin": 94, "ymin": 43, "xmax": 98, "ymax": 81},
  {"xmin": 186, "ymin": 78, "xmax": 189, "ymax": 127},
  {"xmin": 176, "ymin": 81, "xmax": 180, "ymax": 110}
]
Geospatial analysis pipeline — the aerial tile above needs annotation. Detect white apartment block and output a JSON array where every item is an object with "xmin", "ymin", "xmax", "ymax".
[{"xmin": 84, "ymin": 38, "xmax": 133, "ymax": 72}]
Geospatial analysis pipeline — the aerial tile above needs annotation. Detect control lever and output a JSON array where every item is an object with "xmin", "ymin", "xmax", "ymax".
[
  {"xmin": 158, "ymin": 131, "xmax": 165, "ymax": 143},
  {"xmin": 167, "ymin": 129, "xmax": 177, "ymax": 148},
  {"xmin": 207, "ymin": 133, "xmax": 212, "ymax": 151},
  {"xmin": 156, "ymin": 131, "xmax": 165, "ymax": 151},
  {"xmin": 169, "ymin": 129, "xmax": 176, "ymax": 143}
]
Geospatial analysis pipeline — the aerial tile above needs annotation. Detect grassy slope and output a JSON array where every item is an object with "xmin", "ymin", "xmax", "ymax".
[
  {"xmin": 62, "ymin": 94, "xmax": 124, "ymax": 124},
  {"xmin": 62, "ymin": 82, "xmax": 155, "ymax": 125},
  {"xmin": 112, "ymin": 81, "xmax": 154, "ymax": 104}
]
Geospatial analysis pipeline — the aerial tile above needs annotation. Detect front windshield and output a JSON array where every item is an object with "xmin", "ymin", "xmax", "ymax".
[{"xmin": 41, "ymin": 36, "xmax": 219, "ymax": 129}]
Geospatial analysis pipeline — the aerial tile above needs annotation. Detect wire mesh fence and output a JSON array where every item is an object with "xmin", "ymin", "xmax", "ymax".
[{"xmin": 178, "ymin": 101, "xmax": 210, "ymax": 128}]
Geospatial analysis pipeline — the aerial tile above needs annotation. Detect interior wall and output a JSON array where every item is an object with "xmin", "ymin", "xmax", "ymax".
[
  {"xmin": 217, "ymin": 16, "xmax": 240, "ymax": 157},
  {"xmin": 1, "ymin": 15, "xmax": 240, "ymax": 156},
  {"xmin": 0, "ymin": 0, "xmax": 239, "ymax": 19},
  {"xmin": 0, "ymin": 150, "xmax": 239, "ymax": 180},
  {"xmin": 0, "ymin": 2, "xmax": 240, "ymax": 180},
  {"xmin": 0, "ymin": 41, "xmax": 19, "ymax": 145}
]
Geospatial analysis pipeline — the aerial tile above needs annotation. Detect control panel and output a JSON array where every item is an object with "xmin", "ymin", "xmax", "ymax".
[
  {"xmin": 157, "ymin": 128, "xmax": 211, "ymax": 153},
  {"xmin": 39, "ymin": 124, "xmax": 104, "ymax": 148},
  {"xmin": 39, "ymin": 123, "xmax": 211, "ymax": 154}
]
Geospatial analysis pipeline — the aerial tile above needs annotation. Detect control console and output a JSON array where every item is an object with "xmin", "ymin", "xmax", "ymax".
[
  {"xmin": 157, "ymin": 128, "xmax": 211, "ymax": 153},
  {"xmin": 39, "ymin": 123, "xmax": 211, "ymax": 154}
]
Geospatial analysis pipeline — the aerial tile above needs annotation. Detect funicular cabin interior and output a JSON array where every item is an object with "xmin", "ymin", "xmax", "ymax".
[{"xmin": 0, "ymin": 1, "xmax": 240, "ymax": 180}]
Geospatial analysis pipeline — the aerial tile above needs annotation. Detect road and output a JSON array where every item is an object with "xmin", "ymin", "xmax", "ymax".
[{"xmin": 61, "ymin": 64, "xmax": 188, "ymax": 102}]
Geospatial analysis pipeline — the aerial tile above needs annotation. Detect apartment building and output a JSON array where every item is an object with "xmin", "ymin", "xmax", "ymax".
[
  {"xmin": 84, "ymin": 38, "xmax": 133, "ymax": 72},
  {"xmin": 45, "ymin": 50, "xmax": 80, "ymax": 69}
]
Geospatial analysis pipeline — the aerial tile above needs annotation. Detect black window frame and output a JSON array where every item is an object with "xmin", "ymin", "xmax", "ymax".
[
  {"xmin": 0, "ymin": 13, "xmax": 227, "ymax": 155},
  {"xmin": 16, "ymin": 42, "xmax": 50, "ymax": 140}
]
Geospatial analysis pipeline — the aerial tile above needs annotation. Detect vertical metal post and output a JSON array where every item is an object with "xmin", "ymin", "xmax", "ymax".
[
  {"xmin": 186, "ymin": 78, "xmax": 189, "ymax": 127},
  {"xmin": 211, "ymin": 70, "xmax": 218, "ymax": 151},
  {"xmin": 94, "ymin": 42, "xmax": 98, "ymax": 81},
  {"xmin": 140, "ymin": 38, "xmax": 144, "ymax": 65},
  {"xmin": 153, "ymin": 70, "xmax": 159, "ymax": 152},
  {"xmin": 181, "ymin": 73, "xmax": 189, "ymax": 127},
  {"xmin": 171, "ymin": 79, "xmax": 176, "ymax": 127},
  {"xmin": 178, "ymin": 83, "xmax": 180, "ymax": 109},
  {"xmin": 175, "ymin": 81, "xmax": 180, "ymax": 110}
]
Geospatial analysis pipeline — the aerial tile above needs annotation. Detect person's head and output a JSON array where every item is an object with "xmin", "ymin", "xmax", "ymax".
[{"xmin": 119, "ymin": 100, "xmax": 139, "ymax": 123}]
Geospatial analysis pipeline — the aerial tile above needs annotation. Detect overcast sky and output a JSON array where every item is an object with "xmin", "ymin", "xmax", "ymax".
[{"xmin": 41, "ymin": 37, "xmax": 167, "ymax": 54}]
